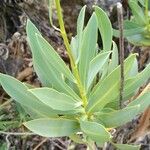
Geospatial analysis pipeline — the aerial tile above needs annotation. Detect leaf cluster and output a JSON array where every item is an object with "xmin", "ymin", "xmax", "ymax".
[
  {"xmin": 114, "ymin": 0, "xmax": 150, "ymax": 46},
  {"xmin": 0, "ymin": 3, "xmax": 150, "ymax": 149}
]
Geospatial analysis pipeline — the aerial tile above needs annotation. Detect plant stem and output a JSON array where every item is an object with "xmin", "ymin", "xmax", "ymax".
[
  {"xmin": 55, "ymin": 0, "xmax": 88, "ymax": 107},
  {"xmin": 117, "ymin": 3, "xmax": 124, "ymax": 109}
]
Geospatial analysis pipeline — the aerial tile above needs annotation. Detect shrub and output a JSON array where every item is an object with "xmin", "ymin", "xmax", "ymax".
[{"xmin": 0, "ymin": 0, "xmax": 150, "ymax": 149}]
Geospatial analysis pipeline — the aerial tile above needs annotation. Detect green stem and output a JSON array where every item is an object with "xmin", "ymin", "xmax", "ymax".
[{"xmin": 55, "ymin": 0, "xmax": 88, "ymax": 107}]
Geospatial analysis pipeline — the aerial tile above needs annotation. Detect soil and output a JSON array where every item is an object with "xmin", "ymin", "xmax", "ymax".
[{"xmin": 0, "ymin": 0, "xmax": 150, "ymax": 150}]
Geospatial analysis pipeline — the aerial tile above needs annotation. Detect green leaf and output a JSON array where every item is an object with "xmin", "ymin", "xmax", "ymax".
[
  {"xmin": 95, "ymin": 6, "xmax": 112, "ymax": 51},
  {"xmin": 77, "ymin": 6, "xmax": 86, "ymax": 37},
  {"xmin": 127, "ymin": 33, "xmax": 150, "ymax": 46},
  {"xmin": 86, "ymin": 51, "xmax": 111, "ymax": 90},
  {"xmin": 79, "ymin": 13, "xmax": 98, "ymax": 88},
  {"xmin": 71, "ymin": 36, "xmax": 78, "ymax": 62},
  {"xmin": 24, "ymin": 118, "xmax": 80, "ymax": 137},
  {"xmin": 75, "ymin": 5, "xmax": 86, "ymax": 63},
  {"xmin": 108, "ymin": 41, "xmax": 118, "ymax": 73},
  {"xmin": 113, "ymin": 143, "xmax": 140, "ymax": 150},
  {"xmin": 128, "ymin": 92, "xmax": 150, "ymax": 113},
  {"xmin": 0, "ymin": 73, "xmax": 57, "ymax": 117},
  {"xmin": 124, "ymin": 63, "xmax": 150, "ymax": 100},
  {"xmin": 129, "ymin": 0, "xmax": 146, "ymax": 25},
  {"xmin": 106, "ymin": 63, "xmax": 150, "ymax": 109},
  {"xmin": 124, "ymin": 20, "xmax": 143, "ymax": 29},
  {"xmin": 113, "ymin": 27, "xmax": 145, "ymax": 38},
  {"xmin": 36, "ymin": 34, "xmax": 75, "ymax": 82},
  {"xmin": 69, "ymin": 134, "xmax": 86, "ymax": 144},
  {"xmin": 80, "ymin": 120, "xmax": 111, "ymax": 143},
  {"xmin": 26, "ymin": 20, "xmax": 80, "ymax": 100},
  {"xmin": 128, "ymin": 58, "xmax": 138, "ymax": 77},
  {"xmin": 95, "ymin": 105, "xmax": 140, "ymax": 128},
  {"xmin": 29, "ymin": 88, "xmax": 82, "ymax": 111},
  {"xmin": 87, "ymin": 54, "xmax": 136, "ymax": 113}
]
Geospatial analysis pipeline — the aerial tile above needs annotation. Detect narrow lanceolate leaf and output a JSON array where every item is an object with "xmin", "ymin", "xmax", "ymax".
[
  {"xmin": 95, "ymin": 105, "xmax": 140, "ymax": 128},
  {"xmin": 108, "ymin": 41, "xmax": 118, "ymax": 73},
  {"xmin": 113, "ymin": 27, "xmax": 145, "ymax": 38},
  {"xmin": 71, "ymin": 36, "xmax": 78, "ymax": 62},
  {"xmin": 113, "ymin": 143, "xmax": 140, "ymax": 150},
  {"xmin": 124, "ymin": 63, "xmax": 150, "ymax": 100},
  {"xmin": 29, "ymin": 88, "xmax": 82, "ymax": 111},
  {"xmin": 87, "ymin": 54, "xmax": 136, "ymax": 113},
  {"xmin": 129, "ymin": 1, "xmax": 146, "ymax": 25},
  {"xmin": 86, "ymin": 51, "xmax": 111, "ymax": 90},
  {"xmin": 104, "ymin": 63, "xmax": 150, "ymax": 109},
  {"xmin": 77, "ymin": 5, "xmax": 86, "ymax": 41},
  {"xmin": 128, "ymin": 92, "xmax": 150, "ymax": 113},
  {"xmin": 26, "ymin": 20, "xmax": 80, "ymax": 100},
  {"xmin": 79, "ymin": 13, "xmax": 98, "ymax": 88},
  {"xmin": 128, "ymin": 58, "xmax": 138, "ymax": 77},
  {"xmin": 80, "ymin": 120, "xmax": 111, "ymax": 143},
  {"xmin": 95, "ymin": 6, "xmax": 112, "ymax": 51},
  {"xmin": 75, "ymin": 5, "xmax": 86, "ymax": 63},
  {"xmin": 0, "ymin": 74, "xmax": 57, "ymax": 117},
  {"xmin": 36, "ymin": 34, "xmax": 75, "ymax": 82},
  {"xmin": 127, "ymin": 34, "xmax": 150, "ymax": 46},
  {"xmin": 24, "ymin": 118, "xmax": 80, "ymax": 137}
]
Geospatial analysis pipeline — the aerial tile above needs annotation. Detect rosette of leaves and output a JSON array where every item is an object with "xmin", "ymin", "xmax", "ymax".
[
  {"xmin": 0, "ymin": 2, "xmax": 150, "ymax": 149},
  {"xmin": 114, "ymin": 0, "xmax": 150, "ymax": 46}
]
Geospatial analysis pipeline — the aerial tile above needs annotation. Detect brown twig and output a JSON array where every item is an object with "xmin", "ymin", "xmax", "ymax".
[
  {"xmin": 117, "ymin": 2, "xmax": 125, "ymax": 109},
  {"xmin": 33, "ymin": 138, "xmax": 48, "ymax": 150}
]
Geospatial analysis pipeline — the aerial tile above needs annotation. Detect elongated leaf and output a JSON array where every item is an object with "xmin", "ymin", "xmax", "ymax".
[
  {"xmin": 113, "ymin": 143, "xmax": 140, "ymax": 150},
  {"xmin": 124, "ymin": 63, "xmax": 150, "ymax": 99},
  {"xmin": 0, "ymin": 73, "xmax": 57, "ymax": 117},
  {"xmin": 105, "ymin": 63, "xmax": 150, "ymax": 109},
  {"xmin": 77, "ymin": 5, "xmax": 86, "ymax": 39},
  {"xmin": 71, "ymin": 36, "xmax": 78, "ymax": 62},
  {"xmin": 29, "ymin": 88, "xmax": 82, "ymax": 111},
  {"xmin": 127, "ymin": 33, "xmax": 150, "ymax": 46},
  {"xmin": 80, "ymin": 120, "xmax": 111, "ymax": 143},
  {"xmin": 36, "ymin": 34, "xmax": 75, "ymax": 82},
  {"xmin": 79, "ymin": 13, "xmax": 98, "ymax": 88},
  {"xmin": 87, "ymin": 51, "xmax": 111, "ymax": 90},
  {"xmin": 26, "ymin": 20, "xmax": 80, "ymax": 100},
  {"xmin": 128, "ymin": 58, "xmax": 138, "ymax": 77},
  {"xmin": 129, "ymin": 1, "xmax": 146, "ymax": 25},
  {"xmin": 24, "ymin": 118, "xmax": 80, "ymax": 137},
  {"xmin": 124, "ymin": 20, "xmax": 143, "ymax": 29},
  {"xmin": 75, "ymin": 5, "xmax": 86, "ymax": 63},
  {"xmin": 95, "ymin": 6, "xmax": 112, "ymax": 51},
  {"xmin": 128, "ymin": 92, "xmax": 150, "ymax": 113},
  {"xmin": 95, "ymin": 105, "xmax": 140, "ymax": 128},
  {"xmin": 108, "ymin": 41, "xmax": 118, "ymax": 73},
  {"xmin": 113, "ymin": 27, "xmax": 145, "ymax": 38},
  {"xmin": 87, "ymin": 54, "xmax": 136, "ymax": 113}
]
